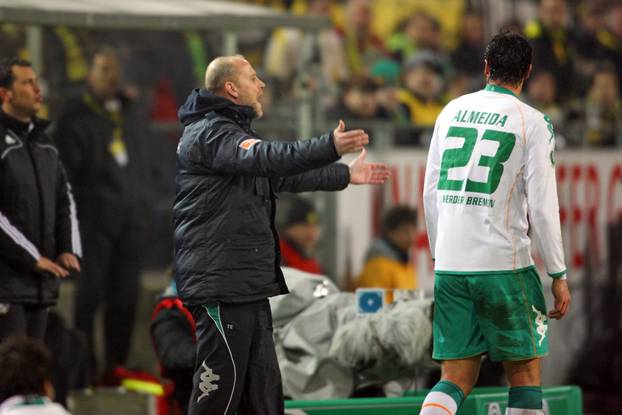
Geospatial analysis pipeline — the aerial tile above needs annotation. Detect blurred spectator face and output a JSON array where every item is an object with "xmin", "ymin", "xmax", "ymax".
[
  {"xmin": 404, "ymin": 65, "xmax": 443, "ymax": 101},
  {"xmin": 387, "ymin": 223, "xmax": 417, "ymax": 253},
  {"xmin": 88, "ymin": 53, "xmax": 120, "ymax": 100},
  {"xmin": 284, "ymin": 223, "xmax": 321, "ymax": 257},
  {"xmin": 527, "ymin": 71, "xmax": 556, "ymax": 106},
  {"xmin": 462, "ymin": 13, "xmax": 484, "ymax": 45},
  {"xmin": 539, "ymin": 0, "xmax": 567, "ymax": 30},
  {"xmin": 589, "ymin": 71, "xmax": 619, "ymax": 106},
  {"xmin": 405, "ymin": 12, "xmax": 438, "ymax": 49},
  {"xmin": 347, "ymin": 0, "xmax": 373, "ymax": 33},
  {"xmin": 344, "ymin": 86, "xmax": 379, "ymax": 117},
  {"xmin": 308, "ymin": 0, "xmax": 330, "ymax": 16},
  {"xmin": 608, "ymin": 5, "xmax": 622, "ymax": 37}
]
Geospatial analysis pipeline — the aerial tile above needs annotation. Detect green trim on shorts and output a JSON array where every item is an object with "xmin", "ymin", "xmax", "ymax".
[{"xmin": 434, "ymin": 265, "xmax": 535, "ymax": 276}]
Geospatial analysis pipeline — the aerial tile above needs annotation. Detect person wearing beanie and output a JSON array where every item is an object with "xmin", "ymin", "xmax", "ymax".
[{"xmin": 277, "ymin": 196, "xmax": 324, "ymax": 275}]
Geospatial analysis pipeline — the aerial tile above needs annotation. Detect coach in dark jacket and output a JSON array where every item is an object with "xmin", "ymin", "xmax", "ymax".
[
  {"xmin": 0, "ymin": 58, "xmax": 81, "ymax": 342},
  {"xmin": 174, "ymin": 55, "xmax": 389, "ymax": 415}
]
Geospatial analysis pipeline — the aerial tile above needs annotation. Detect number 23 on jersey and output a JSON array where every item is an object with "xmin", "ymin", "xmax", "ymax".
[{"xmin": 438, "ymin": 126, "xmax": 516, "ymax": 195}]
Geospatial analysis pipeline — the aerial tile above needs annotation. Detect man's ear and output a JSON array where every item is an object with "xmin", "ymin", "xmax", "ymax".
[
  {"xmin": 0, "ymin": 87, "xmax": 11, "ymax": 103},
  {"xmin": 484, "ymin": 59, "xmax": 490, "ymax": 78},
  {"xmin": 224, "ymin": 81, "xmax": 239, "ymax": 99}
]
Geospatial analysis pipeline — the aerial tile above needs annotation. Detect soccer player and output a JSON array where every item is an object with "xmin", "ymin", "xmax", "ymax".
[{"xmin": 421, "ymin": 32, "xmax": 571, "ymax": 415}]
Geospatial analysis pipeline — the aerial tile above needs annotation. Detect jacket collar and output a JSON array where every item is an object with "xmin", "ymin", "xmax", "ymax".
[{"xmin": 0, "ymin": 109, "xmax": 50, "ymax": 140}]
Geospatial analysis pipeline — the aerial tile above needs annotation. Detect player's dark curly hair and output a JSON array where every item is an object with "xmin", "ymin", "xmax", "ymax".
[
  {"xmin": 484, "ymin": 32, "xmax": 533, "ymax": 87},
  {"xmin": 0, "ymin": 336, "xmax": 52, "ymax": 402}
]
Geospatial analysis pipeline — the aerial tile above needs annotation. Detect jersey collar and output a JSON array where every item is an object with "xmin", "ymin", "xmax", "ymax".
[{"xmin": 484, "ymin": 84, "xmax": 517, "ymax": 97}]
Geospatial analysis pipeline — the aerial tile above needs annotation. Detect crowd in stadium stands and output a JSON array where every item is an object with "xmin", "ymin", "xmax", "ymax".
[{"xmin": 1, "ymin": 0, "xmax": 621, "ymax": 148}]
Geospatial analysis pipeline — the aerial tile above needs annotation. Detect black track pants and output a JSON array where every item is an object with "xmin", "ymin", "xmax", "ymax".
[{"xmin": 188, "ymin": 299, "xmax": 283, "ymax": 415}]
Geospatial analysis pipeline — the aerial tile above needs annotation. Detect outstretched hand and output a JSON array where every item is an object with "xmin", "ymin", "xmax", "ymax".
[
  {"xmin": 348, "ymin": 148, "xmax": 391, "ymax": 185},
  {"xmin": 333, "ymin": 119, "xmax": 369, "ymax": 156}
]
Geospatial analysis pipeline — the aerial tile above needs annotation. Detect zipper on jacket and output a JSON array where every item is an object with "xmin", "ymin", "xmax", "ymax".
[{"xmin": 25, "ymin": 136, "xmax": 47, "ymax": 304}]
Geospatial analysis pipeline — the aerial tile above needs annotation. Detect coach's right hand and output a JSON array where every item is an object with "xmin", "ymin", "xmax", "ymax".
[
  {"xmin": 548, "ymin": 278, "xmax": 571, "ymax": 319},
  {"xmin": 333, "ymin": 119, "xmax": 369, "ymax": 155},
  {"xmin": 35, "ymin": 256, "xmax": 69, "ymax": 278}
]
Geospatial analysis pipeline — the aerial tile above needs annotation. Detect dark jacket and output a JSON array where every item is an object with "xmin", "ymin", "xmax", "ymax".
[
  {"xmin": 174, "ymin": 89, "xmax": 349, "ymax": 306},
  {"xmin": 0, "ymin": 110, "xmax": 81, "ymax": 305},
  {"xmin": 53, "ymin": 92, "xmax": 156, "ymax": 235}
]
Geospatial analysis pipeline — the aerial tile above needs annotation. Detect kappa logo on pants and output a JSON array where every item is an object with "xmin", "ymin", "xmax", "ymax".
[
  {"xmin": 0, "ymin": 303, "xmax": 10, "ymax": 315},
  {"xmin": 197, "ymin": 361, "xmax": 220, "ymax": 402}
]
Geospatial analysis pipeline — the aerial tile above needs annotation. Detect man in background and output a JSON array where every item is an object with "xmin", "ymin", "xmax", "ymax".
[
  {"xmin": 54, "ymin": 48, "xmax": 156, "ymax": 379},
  {"xmin": 0, "ymin": 58, "xmax": 81, "ymax": 342}
]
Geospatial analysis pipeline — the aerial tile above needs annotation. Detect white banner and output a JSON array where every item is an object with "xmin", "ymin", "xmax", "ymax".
[{"xmin": 337, "ymin": 150, "xmax": 622, "ymax": 292}]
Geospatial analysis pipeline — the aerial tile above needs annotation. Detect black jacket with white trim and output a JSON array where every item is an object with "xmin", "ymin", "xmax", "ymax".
[{"xmin": 0, "ymin": 110, "xmax": 81, "ymax": 305}]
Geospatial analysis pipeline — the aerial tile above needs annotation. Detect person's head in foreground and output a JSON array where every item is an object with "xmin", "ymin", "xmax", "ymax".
[{"xmin": 0, "ymin": 336, "xmax": 54, "ymax": 403}]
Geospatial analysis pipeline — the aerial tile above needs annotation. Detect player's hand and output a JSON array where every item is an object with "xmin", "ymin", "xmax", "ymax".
[
  {"xmin": 548, "ymin": 278, "xmax": 571, "ymax": 319},
  {"xmin": 35, "ymin": 257, "xmax": 69, "ymax": 278},
  {"xmin": 57, "ymin": 252, "xmax": 81, "ymax": 272},
  {"xmin": 348, "ymin": 148, "xmax": 391, "ymax": 185},
  {"xmin": 333, "ymin": 119, "xmax": 369, "ymax": 156}
]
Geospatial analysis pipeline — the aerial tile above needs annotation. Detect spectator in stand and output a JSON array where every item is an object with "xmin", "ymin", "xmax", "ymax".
[
  {"xmin": 388, "ymin": 11, "xmax": 439, "ymax": 63},
  {"xmin": 277, "ymin": 195, "xmax": 324, "ymax": 275},
  {"xmin": 524, "ymin": 0, "xmax": 576, "ymax": 102},
  {"xmin": 329, "ymin": 76, "xmax": 389, "ymax": 123},
  {"xmin": 335, "ymin": 0, "xmax": 387, "ymax": 77},
  {"xmin": 54, "ymin": 48, "xmax": 157, "ymax": 380},
  {"xmin": 595, "ymin": 1, "xmax": 622, "ymax": 96},
  {"xmin": 264, "ymin": 0, "xmax": 347, "ymax": 94},
  {"xmin": 371, "ymin": 59, "xmax": 410, "ymax": 124},
  {"xmin": 451, "ymin": 9, "xmax": 486, "ymax": 82},
  {"xmin": 526, "ymin": 70, "xmax": 563, "ymax": 126},
  {"xmin": 0, "ymin": 336, "xmax": 71, "ymax": 415},
  {"xmin": 356, "ymin": 205, "xmax": 418, "ymax": 303},
  {"xmin": 566, "ymin": 64, "xmax": 622, "ymax": 148},
  {"xmin": 397, "ymin": 52, "xmax": 446, "ymax": 127}
]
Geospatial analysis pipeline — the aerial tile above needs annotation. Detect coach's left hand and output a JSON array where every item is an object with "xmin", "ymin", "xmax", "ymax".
[{"xmin": 348, "ymin": 148, "xmax": 391, "ymax": 185}]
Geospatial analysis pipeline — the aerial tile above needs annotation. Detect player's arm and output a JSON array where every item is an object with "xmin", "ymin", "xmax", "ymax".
[
  {"xmin": 524, "ymin": 114, "xmax": 570, "ymax": 318},
  {"xmin": 423, "ymin": 121, "xmax": 442, "ymax": 260}
]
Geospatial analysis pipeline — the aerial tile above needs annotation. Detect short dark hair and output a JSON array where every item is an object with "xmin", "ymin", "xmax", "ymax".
[
  {"xmin": 382, "ymin": 205, "xmax": 417, "ymax": 233},
  {"xmin": 0, "ymin": 336, "xmax": 52, "ymax": 402},
  {"xmin": 484, "ymin": 32, "xmax": 533, "ymax": 87},
  {"xmin": 0, "ymin": 58, "xmax": 32, "ymax": 88}
]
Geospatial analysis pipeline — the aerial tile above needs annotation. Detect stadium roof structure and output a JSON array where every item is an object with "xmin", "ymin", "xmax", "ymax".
[{"xmin": 0, "ymin": 0, "xmax": 330, "ymax": 31}]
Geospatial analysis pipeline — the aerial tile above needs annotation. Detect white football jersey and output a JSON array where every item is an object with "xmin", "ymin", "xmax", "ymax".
[{"xmin": 423, "ymin": 84, "xmax": 566, "ymax": 277}]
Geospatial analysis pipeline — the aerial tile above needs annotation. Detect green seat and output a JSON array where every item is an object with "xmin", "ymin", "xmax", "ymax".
[{"xmin": 285, "ymin": 385, "xmax": 583, "ymax": 415}]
